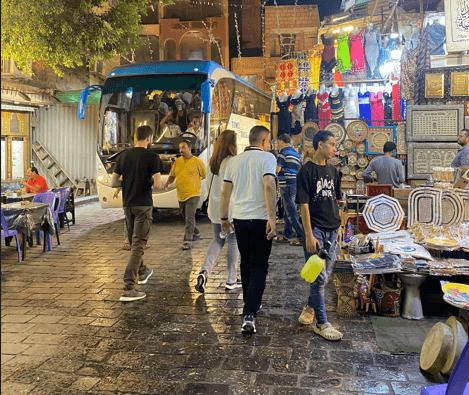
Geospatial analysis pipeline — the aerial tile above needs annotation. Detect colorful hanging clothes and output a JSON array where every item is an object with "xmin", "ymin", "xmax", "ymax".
[
  {"xmin": 317, "ymin": 92, "xmax": 331, "ymax": 129},
  {"xmin": 334, "ymin": 71, "xmax": 344, "ymax": 87},
  {"xmin": 304, "ymin": 92, "xmax": 318, "ymax": 123},
  {"xmin": 308, "ymin": 46, "xmax": 323, "ymax": 90},
  {"xmin": 336, "ymin": 33, "xmax": 351, "ymax": 73},
  {"xmin": 358, "ymin": 91, "xmax": 371, "ymax": 124},
  {"xmin": 400, "ymin": 47, "xmax": 418, "ymax": 100},
  {"xmin": 290, "ymin": 94, "xmax": 305, "ymax": 135},
  {"xmin": 321, "ymin": 34, "xmax": 336, "ymax": 82},
  {"xmin": 344, "ymin": 87, "xmax": 359, "ymax": 128},
  {"xmin": 378, "ymin": 38, "xmax": 396, "ymax": 78},
  {"xmin": 392, "ymin": 79, "xmax": 401, "ymax": 120},
  {"xmin": 276, "ymin": 60, "xmax": 299, "ymax": 93},
  {"xmin": 383, "ymin": 92, "xmax": 393, "ymax": 125},
  {"xmin": 276, "ymin": 97, "xmax": 291, "ymax": 135},
  {"xmin": 329, "ymin": 89, "xmax": 345, "ymax": 124},
  {"xmin": 370, "ymin": 92, "xmax": 384, "ymax": 126},
  {"xmin": 364, "ymin": 26, "xmax": 381, "ymax": 78},
  {"xmin": 298, "ymin": 60, "xmax": 311, "ymax": 94},
  {"xmin": 349, "ymin": 30, "xmax": 366, "ymax": 73}
]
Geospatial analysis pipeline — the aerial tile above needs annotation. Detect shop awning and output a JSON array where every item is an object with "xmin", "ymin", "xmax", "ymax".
[{"xmin": 55, "ymin": 90, "xmax": 102, "ymax": 105}]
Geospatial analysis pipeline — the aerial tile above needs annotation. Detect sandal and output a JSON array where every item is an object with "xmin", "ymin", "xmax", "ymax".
[
  {"xmin": 289, "ymin": 239, "xmax": 303, "ymax": 246},
  {"xmin": 274, "ymin": 235, "xmax": 291, "ymax": 243},
  {"xmin": 298, "ymin": 305, "xmax": 315, "ymax": 325},
  {"xmin": 314, "ymin": 323, "xmax": 343, "ymax": 341},
  {"xmin": 145, "ymin": 244, "xmax": 150, "ymax": 249}
]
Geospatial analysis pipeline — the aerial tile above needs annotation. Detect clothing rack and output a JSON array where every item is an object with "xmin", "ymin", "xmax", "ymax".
[{"xmin": 318, "ymin": 79, "xmax": 391, "ymax": 84}]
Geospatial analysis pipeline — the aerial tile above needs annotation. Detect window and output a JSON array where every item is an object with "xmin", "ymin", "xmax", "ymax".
[
  {"xmin": 1, "ymin": 112, "xmax": 30, "ymax": 181},
  {"xmin": 165, "ymin": 39, "xmax": 177, "ymax": 60},
  {"xmin": 241, "ymin": 75, "xmax": 257, "ymax": 87},
  {"xmin": 210, "ymin": 39, "xmax": 223, "ymax": 65},
  {"xmin": 279, "ymin": 34, "xmax": 296, "ymax": 57}
]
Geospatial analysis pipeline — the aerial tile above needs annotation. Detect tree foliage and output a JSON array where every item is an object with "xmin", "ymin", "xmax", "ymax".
[{"xmin": 1, "ymin": 0, "xmax": 169, "ymax": 76}]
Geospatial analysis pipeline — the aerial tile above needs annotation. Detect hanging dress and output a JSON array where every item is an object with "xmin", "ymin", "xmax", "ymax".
[
  {"xmin": 370, "ymin": 92, "xmax": 384, "ymax": 126},
  {"xmin": 364, "ymin": 26, "xmax": 381, "ymax": 79},
  {"xmin": 344, "ymin": 87, "xmax": 359, "ymax": 128},
  {"xmin": 276, "ymin": 97, "xmax": 291, "ymax": 135},
  {"xmin": 358, "ymin": 91, "xmax": 371, "ymax": 124},
  {"xmin": 336, "ymin": 33, "xmax": 351, "ymax": 73},
  {"xmin": 383, "ymin": 92, "xmax": 393, "ymax": 125},
  {"xmin": 349, "ymin": 30, "xmax": 366, "ymax": 73},
  {"xmin": 329, "ymin": 89, "xmax": 345, "ymax": 124},
  {"xmin": 392, "ymin": 79, "xmax": 401, "ymax": 120},
  {"xmin": 317, "ymin": 92, "xmax": 331, "ymax": 129},
  {"xmin": 290, "ymin": 94, "xmax": 305, "ymax": 135},
  {"xmin": 400, "ymin": 46, "xmax": 418, "ymax": 100},
  {"xmin": 321, "ymin": 34, "xmax": 336, "ymax": 82},
  {"xmin": 308, "ymin": 46, "xmax": 323, "ymax": 90},
  {"xmin": 304, "ymin": 92, "xmax": 318, "ymax": 123},
  {"xmin": 378, "ymin": 38, "xmax": 396, "ymax": 78}
]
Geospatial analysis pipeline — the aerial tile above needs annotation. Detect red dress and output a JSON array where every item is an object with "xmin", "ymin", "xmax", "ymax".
[
  {"xmin": 317, "ymin": 92, "xmax": 331, "ymax": 129},
  {"xmin": 370, "ymin": 92, "xmax": 384, "ymax": 126},
  {"xmin": 349, "ymin": 30, "xmax": 366, "ymax": 73}
]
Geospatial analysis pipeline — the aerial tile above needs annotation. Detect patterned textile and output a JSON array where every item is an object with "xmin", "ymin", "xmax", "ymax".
[
  {"xmin": 276, "ymin": 60, "xmax": 299, "ymax": 94},
  {"xmin": 349, "ymin": 30, "xmax": 366, "ymax": 73},
  {"xmin": 307, "ymin": 46, "xmax": 323, "ymax": 90},
  {"xmin": 297, "ymin": 60, "xmax": 311, "ymax": 94}
]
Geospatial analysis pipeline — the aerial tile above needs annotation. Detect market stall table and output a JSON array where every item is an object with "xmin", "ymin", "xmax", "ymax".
[
  {"xmin": 4, "ymin": 193, "xmax": 36, "ymax": 204},
  {"xmin": 1, "ymin": 202, "xmax": 55, "ymax": 260}
]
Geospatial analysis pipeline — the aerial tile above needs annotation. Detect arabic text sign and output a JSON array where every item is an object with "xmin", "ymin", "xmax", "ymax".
[{"xmin": 445, "ymin": 0, "xmax": 469, "ymax": 52}]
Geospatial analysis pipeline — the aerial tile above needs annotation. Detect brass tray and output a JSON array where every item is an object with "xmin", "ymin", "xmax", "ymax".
[
  {"xmin": 324, "ymin": 122, "xmax": 346, "ymax": 144},
  {"xmin": 301, "ymin": 122, "xmax": 319, "ymax": 141},
  {"xmin": 346, "ymin": 120, "xmax": 368, "ymax": 142}
]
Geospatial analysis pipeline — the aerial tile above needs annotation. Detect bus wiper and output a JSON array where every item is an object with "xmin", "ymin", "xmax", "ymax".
[{"xmin": 107, "ymin": 151, "xmax": 124, "ymax": 161}]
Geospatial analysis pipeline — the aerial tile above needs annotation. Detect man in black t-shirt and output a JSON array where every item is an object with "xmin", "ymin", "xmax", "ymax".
[
  {"xmin": 295, "ymin": 130, "xmax": 343, "ymax": 341},
  {"xmin": 111, "ymin": 125, "xmax": 163, "ymax": 302}
]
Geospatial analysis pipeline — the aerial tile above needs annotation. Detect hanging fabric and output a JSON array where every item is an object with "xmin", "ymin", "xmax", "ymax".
[
  {"xmin": 276, "ymin": 60, "xmax": 299, "ymax": 93},
  {"xmin": 383, "ymin": 92, "xmax": 393, "ymax": 125},
  {"xmin": 330, "ymin": 88, "xmax": 345, "ymax": 124},
  {"xmin": 370, "ymin": 92, "xmax": 384, "ymax": 126},
  {"xmin": 392, "ymin": 79, "xmax": 401, "ymax": 120},
  {"xmin": 336, "ymin": 33, "xmax": 351, "ymax": 73},
  {"xmin": 317, "ymin": 91, "xmax": 331, "ymax": 129},
  {"xmin": 344, "ymin": 86, "xmax": 359, "ymax": 129},
  {"xmin": 290, "ymin": 93, "xmax": 305, "ymax": 135},
  {"xmin": 308, "ymin": 46, "xmax": 323, "ymax": 90},
  {"xmin": 304, "ymin": 91, "xmax": 318, "ymax": 123},
  {"xmin": 276, "ymin": 96, "xmax": 291, "ymax": 135},
  {"xmin": 364, "ymin": 25, "xmax": 381, "ymax": 78},
  {"xmin": 349, "ymin": 30, "xmax": 366, "ymax": 73},
  {"xmin": 358, "ymin": 91, "xmax": 371, "ymax": 123}
]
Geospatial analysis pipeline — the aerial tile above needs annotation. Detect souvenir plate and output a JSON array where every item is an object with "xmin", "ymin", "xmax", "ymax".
[
  {"xmin": 441, "ymin": 283, "xmax": 469, "ymax": 303},
  {"xmin": 342, "ymin": 175, "xmax": 356, "ymax": 183},
  {"xmin": 328, "ymin": 157, "xmax": 342, "ymax": 166},
  {"xmin": 341, "ymin": 182, "xmax": 356, "ymax": 191},
  {"xmin": 357, "ymin": 156, "xmax": 368, "ymax": 168},
  {"xmin": 366, "ymin": 126, "xmax": 395, "ymax": 154},
  {"xmin": 325, "ymin": 122, "xmax": 346, "ymax": 144},
  {"xmin": 441, "ymin": 190, "xmax": 464, "ymax": 226},
  {"xmin": 408, "ymin": 188, "xmax": 443, "ymax": 227},
  {"xmin": 363, "ymin": 194, "xmax": 405, "ymax": 232},
  {"xmin": 356, "ymin": 142, "xmax": 366, "ymax": 155},
  {"xmin": 356, "ymin": 180, "xmax": 365, "ymax": 194},
  {"xmin": 347, "ymin": 153, "xmax": 357, "ymax": 166},
  {"xmin": 454, "ymin": 190, "xmax": 469, "ymax": 222},
  {"xmin": 396, "ymin": 123, "xmax": 406, "ymax": 155},
  {"xmin": 339, "ymin": 150, "xmax": 346, "ymax": 157},
  {"xmin": 301, "ymin": 122, "xmax": 319, "ymax": 141},
  {"xmin": 341, "ymin": 165, "xmax": 350, "ymax": 175},
  {"xmin": 356, "ymin": 169, "xmax": 364, "ymax": 180},
  {"xmin": 347, "ymin": 120, "xmax": 368, "ymax": 142},
  {"xmin": 343, "ymin": 139, "xmax": 354, "ymax": 152}
]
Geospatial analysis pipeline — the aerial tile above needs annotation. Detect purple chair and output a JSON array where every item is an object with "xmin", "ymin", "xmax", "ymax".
[
  {"xmin": 33, "ymin": 192, "xmax": 59, "ymax": 251},
  {"xmin": 420, "ymin": 340, "xmax": 469, "ymax": 395},
  {"xmin": 54, "ymin": 187, "xmax": 71, "ymax": 231},
  {"xmin": 1, "ymin": 209, "xmax": 22, "ymax": 262}
]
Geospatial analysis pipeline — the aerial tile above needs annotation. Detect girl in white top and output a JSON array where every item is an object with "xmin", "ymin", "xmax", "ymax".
[{"xmin": 195, "ymin": 130, "xmax": 241, "ymax": 292}]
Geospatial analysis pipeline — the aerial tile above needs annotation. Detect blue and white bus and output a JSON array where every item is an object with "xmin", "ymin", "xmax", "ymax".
[{"xmin": 80, "ymin": 61, "xmax": 272, "ymax": 209}]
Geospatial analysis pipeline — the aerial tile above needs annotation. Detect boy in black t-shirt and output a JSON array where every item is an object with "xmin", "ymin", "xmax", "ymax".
[
  {"xmin": 295, "ymin": 130, "xmax": 343, "ymax": 341},
  {"xmin": 111, "ymin": 125, "xmax": 163, "ymax": 302}
]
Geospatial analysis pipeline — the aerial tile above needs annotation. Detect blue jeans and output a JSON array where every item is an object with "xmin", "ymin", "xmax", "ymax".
[
  {"xmin": 280, "ymin": 184, "xmax": 304, "ymax": 241},
  {"xmin": 303, "ymin": 227, "xmax": 338, "ymax": 325}
]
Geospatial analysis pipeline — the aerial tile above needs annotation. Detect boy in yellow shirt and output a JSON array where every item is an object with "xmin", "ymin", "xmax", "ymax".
[{"xmin": 165, "ymin": 139, "xmax": 206, "ymax": 250}]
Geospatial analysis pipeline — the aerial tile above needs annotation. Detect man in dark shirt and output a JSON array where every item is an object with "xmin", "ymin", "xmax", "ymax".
[
  {"xmin": 296, "ymin": 130, "xmax": 343, "ymax": 341},
  {"xmin": 111, "ymin": 125, "xmax": 163, "ymax": 302}
]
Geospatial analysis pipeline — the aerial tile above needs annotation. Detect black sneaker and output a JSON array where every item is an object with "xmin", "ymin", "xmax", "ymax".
[
  {"xmin": 137, "ymin": 268, "xmax": 153, "ymax": 285},
  {"xmin": 241, "ymin": 315, "xmax": 256, "ymax": 334},
  {"xmin": 195, "ymin": 271, "xmax": 207, "ymax": 293},
  {"xmin": 225, "ymin": 278, "xmax": 242, "ymax": 290}
]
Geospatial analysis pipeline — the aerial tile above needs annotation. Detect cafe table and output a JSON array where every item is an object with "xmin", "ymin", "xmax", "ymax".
[
  {"xmin": 2, "ymin": 201, "xmax": 55, "ymax": 260},
  {"xmin": 4, "ymin": 193, "xmax": 36, "ymax": 204}
]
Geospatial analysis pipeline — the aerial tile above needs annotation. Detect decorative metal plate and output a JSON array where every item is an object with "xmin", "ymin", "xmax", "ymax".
[
  {"xmin": 406, "ymin": 105, "xmax": 464, "ymax": 142},
  {"xmin": 356, "ymin": 180, "xmax": 365, "ymax": 194},
  {"xmin": 441, "ymin": 190, "xmax": 464, "ymax": 226},
  {"xmin": 363, "ymin": 194, "xmax": 405, "ymax": 232},
  {"xmin": 356, "ymin": 142, "xmax": 366, "ymax": 155},
  {"xmin": 425, "ymin": 73, "xmax": 445, "ymax": 98},
  {"xmin": 325, "ymin": 122, "xmax": 346, "ymax": 144},
  {"xmin": 343, "ymin": 139, "xmax": 354, "ymax": 152},
  {"xmin": 454, "ymin": 190, "xmax": 469, "ymax": 222},
  {"xmin": 342, "ymin": 175, "xmax": 356, "ymax": 183},
  {"xmin": 451, "ymin": 72, "xmax": 469, "ymax": 96},
  {"xmin": 347, "ymin": 120, "xmax": 368, "ymax": 142},
  {"xmin": 357, "ymin": 156, "xmax": 368, "ymax": 168},
  {"xmin": 356, "ymin": 169, "xmax": 364, "ymax": 180},
  {"xmin": 407, "ymin": 142, "xmax": 461, "ymax": 179},
  {"xmin": 396, "ymin": 123, "xmax": 406, "ymax": 155},
  {"xmin": 328, "ymin": 157, "xmax": 342, "ymax": 166},
  {"xmin": 366, "ymin": 126, "xmax": 395, "ymax": 154},
  {"xmin": 301, "ymin": 122, "xmax": 319, "ymax": 141},
  {"xmin": 347, "ymin": 153, "xmax": 357, "ymax": 166},
  {"xmin": 341, "ymin": 165, "xmax": 350, "ymax": 175},
  {"xmin": 408, "ymin": 188, "xmax": 442, "ymax": 227},
  {"xmin": 341, "ymin": 182, "xmax": 356, "ymax": 191},
  {"xmin": 339, "ymin": 150, "xmax": 346, "ymax": 157}
]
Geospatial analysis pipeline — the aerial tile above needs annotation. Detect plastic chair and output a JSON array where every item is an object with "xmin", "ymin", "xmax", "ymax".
[
  {"xmin": 33, "ymin": 192, "xmax": 60, "ymax": 251},
  {"xmin": 54, "ymin": 187, "xmax": 71, "ymax": 231},
  {"xmin": 420, "ymin": 340, "xmax": 469, "ymax": 395},
  {"xmin": 1, "ymin": 209, "xmax": 22, "ymax": 262}
]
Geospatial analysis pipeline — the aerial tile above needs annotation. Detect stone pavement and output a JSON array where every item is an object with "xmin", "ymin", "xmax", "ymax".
[{"xmin": 1, "ymin": 203, "xmax": 442, "ymax": 395}]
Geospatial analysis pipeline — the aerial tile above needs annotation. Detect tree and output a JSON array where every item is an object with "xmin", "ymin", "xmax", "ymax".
[{"xmin": 1, "ymin": 0, "xmax": 171, "ymax": 76}]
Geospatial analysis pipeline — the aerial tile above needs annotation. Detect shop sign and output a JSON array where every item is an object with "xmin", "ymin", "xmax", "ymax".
[{"xmin": 445, "ymin": 0, "xmax": 469, "ymax": 52}]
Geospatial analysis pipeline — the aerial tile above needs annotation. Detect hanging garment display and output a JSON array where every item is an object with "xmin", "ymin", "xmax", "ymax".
[
  {"xmin": 392, "ymin": 79, "xmax": 401, "ymax": 120},
  {"xmin": 298, "ymin": 60, "xmax": 311, "ymax": 94},
  {"xmin": 400, "ymin": 47, "xmax": 418, "ymax": 100},
  {"xmin": 358, "ymin": 91, "xmax": 371, "ymax": 123},
  {"xmin": 317, "ymin": 92, "xmax": 331, "ymax": 129},
  {"xmin": 321, "ymin": 34, "xmax": 336, "ymax": 82},
  {"xmin": 364, "ymin": 26, "xmax": 381, "ymax": 78},
  {"xmin": 383, "ymin": 92, "xmax": 393, "ymax": 124},
  {"xmin": 276, "ymin": 96, "xmax": 291, "ymax": 135},
  {"xmin": 276, "ymin": 60, "xmax": 299, "ymax": 93},
  {"xmin": 290, "ymin": 93, "xmax": 305, "ymax": 135},
  {"xmin": 370, "ymin": 92, "xmax": 385, "ymax": 126},
  {"xmin": 344, "ymin": 87, "xmax": 359, "ymax": 128},
  {"xmin": 336, "ymin": 33, "xmax": 351, "ymax": 73},
  {"xmin": 308, "ymin": 46, "xmax": 323, "ymax": 90},
  {"xmin": 304, "ymin": 92, "xmax": 318, "ymax": 123},
  {"xmin": 428, "ymin": 22, "xmax": 446, "ymax": 56},
  {"xmin": 349, "ymin": 30, "xmax": 366, "ymax": 73},
  {"xmin": 330, "ymin": 88, "xmax": 345, "ymax": 124}
]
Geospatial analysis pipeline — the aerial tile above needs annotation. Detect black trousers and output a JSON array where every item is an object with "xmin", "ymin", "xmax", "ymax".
[{"xmin": 233, "ymin": 219, "xmax": 273, "ymax": 316}]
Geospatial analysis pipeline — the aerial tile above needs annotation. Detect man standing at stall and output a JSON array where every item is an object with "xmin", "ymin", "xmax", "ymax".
[
  {"xmin": 20, "ymin": 167, "xmax": 49, "ymax": 194},
  {"xmin": 164, "ymin": 139, "xmax": 206, "ymax": 250},
  {"xmin": 296, "ymin": 130, "xmax": 343, "ymax": 341},
  {"xmin": 451, "ymin": 129, "xmax": 469, "ymax": 170},
  {"xmin": 362, "ymin": 142, "xmax": 405, "ymax": 188}
]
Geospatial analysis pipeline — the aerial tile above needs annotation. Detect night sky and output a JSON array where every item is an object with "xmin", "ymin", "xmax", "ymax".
[{"xmin": 265, "ymin": 0, "xmax": 343, "ymax": 18}]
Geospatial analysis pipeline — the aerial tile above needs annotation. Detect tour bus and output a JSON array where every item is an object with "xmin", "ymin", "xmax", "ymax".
[{"xmin": 79, "ymin": 61, "xmax": 272, "ymax": 209}]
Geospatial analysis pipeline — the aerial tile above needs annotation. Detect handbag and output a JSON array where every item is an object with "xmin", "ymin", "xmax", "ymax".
[{"xmin": 201, "ymin": 174, "xmax": 214, "ymax": 215}]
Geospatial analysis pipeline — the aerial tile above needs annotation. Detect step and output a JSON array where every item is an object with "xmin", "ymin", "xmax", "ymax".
[
  {"xmin": 54, "ymin": 169, "xmax": 63, "ymax": 177},
  {"xmin": 41, "ymin": 154, "xmax": 49, "ymax": 161},
  {"xmin": 47, "ymin": 162, "xmax": 55, "ymax": 169}
]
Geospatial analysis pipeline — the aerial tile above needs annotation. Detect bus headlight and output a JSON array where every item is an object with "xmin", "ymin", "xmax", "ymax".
[
  {"xmin": 97, "ymin": 175, "xmax": 110, "ymax": 184},
  {"xmin": 98, "ymin": 164, "xmax": 103, "ymax": 170}
]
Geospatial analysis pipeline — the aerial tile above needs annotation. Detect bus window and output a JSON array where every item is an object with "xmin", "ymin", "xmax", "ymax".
[{"xmin": 210, "ymin": 79, "xmax": 233, "ymax": 145}]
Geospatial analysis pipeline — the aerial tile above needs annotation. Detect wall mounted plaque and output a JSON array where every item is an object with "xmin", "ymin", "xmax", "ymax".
[
  {"xmin": 328, "ymin": 157, "xmax": 342, "ymax": 166},
  {"xmin": 343, "ymin": 139, "xmax": 354, "ymax": 152},
  {"xmin": 356, "ymin": 180, "xmax": 365, "ymax": 195},
  {"xmin": 406, "ymin": 105, "xmax": 464, "ymax": 142},
  {"xmin": 407, "ymin": 142, "xmax": 460, "ymax": 179},
  {"xmin": 339, "ymin": 150, "xmax": 346, "ymax": 157},
  {"xmin": 301, "ymin": 122, "xmax": 319, "ymax": 141},
  {"xmin": 341, "ymin": 165, "xmax": 350, "ymax": 175},
  {"xmin": 356, "ymin": 169, "xmax": 364, "ymax": 180},
  {"xmin": 347, "ymin": 153, "xmax": 357, "ymax": 166},
  {"xmin": 357, "ymin": 156, "xmax": 368, "ymax": 168},
  {"xmin": 341, "ymin": 182, "xmax": 356, "ymax": 191},
  {"xmin": 342, "ymin": 175, "xmax": 356, "ymax": 183},
  {"xmin": 356, "ymin": 142, "xmax": 366, "ymax": 155},
  {"xmin": 325, "ymin": 122, "xmax": 346, "ymax": 144},
  {"xmin": 366, "ymin": 126, "xmax": 395, "ymax": 154},
  {"xmin": 445, "ymin": 0, "xmax": 469, "ymax": 52},
  {"xmin": 451, "ymin": 72, "xmax": 469, "ymax": 96},
  {"xmin": 425, "ymin": 73, "xmax": 445, "ymax": 98},
  {"xmin": 396, "ymin": 123, "xmax": 406, "ymax": 155},
  {"xmin": 346, "ymin": 121, "xmax": 368, "ymax": 142}
]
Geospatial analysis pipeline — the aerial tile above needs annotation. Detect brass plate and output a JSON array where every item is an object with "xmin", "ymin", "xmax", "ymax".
[
  {"xmin": 324, "ymin": 122, "xmax": 346, "ymax": 144},
  {"xmin": 328, "ymin": 157, "xmax": 342, "ymax": 166},
  {"xmin": 356, "ymin": 169, "xmax": 364, "ymax": 180},
  {"xmin": 341, "ymin": 182, "xmax": 356, "ymax": 191},
  {"xmin": 347, "ymin": 120, "xmax": 368, "ymax": 142},
  {"xmin": 425, "ymin": 73, "xmax": 444, "ymax": 98},
  {"xmin": 343, "ymin": 139, "xmax": 354, "ymax": 152},
  {"xmin": 301, "ymin": 122, "xmax": 319, "ymax": 141},
  {"xmin": 357, "ymin": 156, "xmax": 368, "ymax": 168},
  {"xmin": 356, "ymin": 142, "xmax": 366, "ymax": 154},
  {"xmin": 396, "ymin": 123, "xmax": 406, "ymax": 155},
  {"xmin": 341, "ymin": 165, "xmax": 350, "ymax": 175},
  {"xmin": 451, "ymin": 72, "xmax": 469, "ymax": 96},
  {"xmin": 347, "ymin": 153, "xmax": 357, "ymax": 166},
  {"xmin": 367, "ymin": 127, "xmax": 394, "ymax": 154},
  {"xmin": 342, "ymin": 175, "xmax": 356, "ymax": 183},
  {"xmin": 339, "ymin": 150, "xmax": 346, "ymax": 157}
]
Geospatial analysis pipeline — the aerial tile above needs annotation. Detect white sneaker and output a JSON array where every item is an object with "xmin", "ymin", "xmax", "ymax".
[{"xmin": 225, "ymin": 279, "xmax": 242, "ymax": 290}]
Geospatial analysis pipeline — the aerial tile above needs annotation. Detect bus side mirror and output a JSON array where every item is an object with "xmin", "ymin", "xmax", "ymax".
[{"xmin": 78, "ymin": 85, "xmax": 103, "ymax": 119}]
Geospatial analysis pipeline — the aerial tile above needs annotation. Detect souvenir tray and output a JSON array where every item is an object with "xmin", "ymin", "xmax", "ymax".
[
  {"xmin": 362, "ymin": 194, "xmax": 405, "ymax": 232},
  {"xmin": 408, "ymin": 188, "xmax": 443, "ymax": 227},
  {"xmin": 342, "ymin": 175, "xmax": 356, "ymax": 183},
  {"xmin": 396, "ymin": 123, "xmax": 406, "ymax": 155},
  {"xmin": 347, "ymin": 153, "xmax": 357, "ymax": 166},
  {"xmin": 357, "ymin": 156, "xmax": 368, "ymax": 168},
  {"xmin": 366, "ymin": 126, "xmax": 395, "ymax": 154},
  {"xmin": 301, "ymin": 122, "xmax": 319, "ymax": 141},
  {"xmin": 356, "ymin": 180, "xmax": 365, "ymax": 194},
  {"xmin": 325, "ymin": 122, "xmax": 346, "ymax": 144},
  {"xmin": 356, "ymin": 142, "xmax": 366, "ymax": 155},
  {"xmin": 341, "ymin": 166, "xmax": 350, "ymax": 175},
  {"xmin": 328, "ymin": 157, "xmax": 342, "ymax": 166},
  {"xmin": 454, "ymin": 190, "xmax": 469, "ymax": 222},
  {"xmin": 339, "ymin": 150, "xmax": 346, "ymax": 158},
  {"xmin": 343, "ymin": 139, "xmax": 354, "ymax": 152},
  {"xmin": 441, "ymin": 190, "xmax": 464, "ymax": 226},
  {"xmin": 356, "ymin": 169, "xmax": 364, "ymax": 180},
  {"xmin": 347, "ymin": 120, "xmax": 368, "ymax": 142},
  {"xmin": 425, "ymin": 238, "xmax": 460, "ymax": 250},
  {"xmin": 441, "ymin": 282, "xmax": 469, "ymax": 303}
]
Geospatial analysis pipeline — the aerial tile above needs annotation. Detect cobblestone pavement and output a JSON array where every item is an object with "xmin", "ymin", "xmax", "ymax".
[{"xmin": 1, "ymin": 203, "xmax": 440, "ymax": 395}]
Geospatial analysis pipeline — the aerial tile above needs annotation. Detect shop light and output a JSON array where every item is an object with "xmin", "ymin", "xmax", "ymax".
[
  {"xmin": 332, "ymin": 14, "xmax": 350, "ymax": 23},
  {"xmin": 332, "ymin": 26, "xmax": 354, "ymax": 34},
  {"xmin": 379, "ymin": 62, "xmax": 394, "ymax": 76},
  {"xmin": 391, "ymin": 49, "xmax": 402, "ymax": 60}
]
